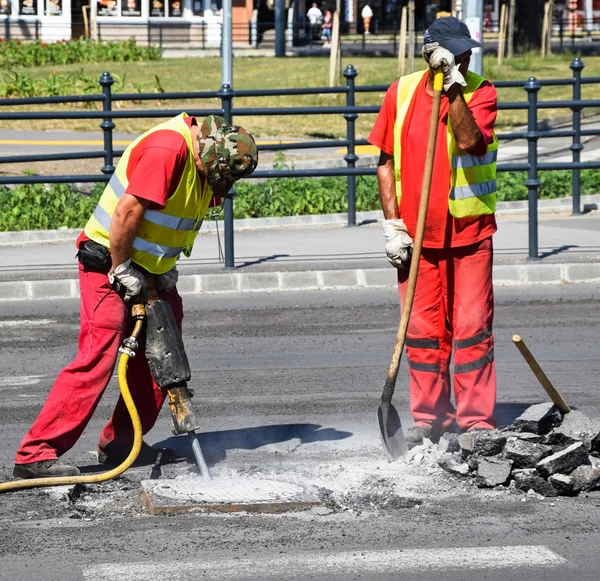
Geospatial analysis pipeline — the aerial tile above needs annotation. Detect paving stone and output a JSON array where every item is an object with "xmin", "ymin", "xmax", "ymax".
[
  {"xmin": 569, "ymin": 464, "xmax": 600, "ymax": 492},
  {"xmin": 319, "ymin": 270, "xmax": 359, "ymax": 288},
  {"xmin": 523, "ymin": 264, "xmax": 563, "ymax": 284},
  {"xmin": 548, "ymin": 474, "xmax": 575, "ymax": 496},
  {"xmin": 504, "ymin": 431, "xmax": 544, "ymax": 443},
  {"xmin": 438, "ymin": 433, "xmax": 460, "ymax": 454},
  {"xmin": 472, "ymin": 430, "xmax": 507, "ymax": 457},
  {"xmin": 458, "ymin": 432, "xmax": 476, "ymax": 458},
  {"xmin": 240, "ymin": 272, "xmax": 281, "ymax": 291},
  {"xmin": 279, "ymin": 271, "xmax": 321, "ymax": 290},
  {"xmin": 175, "ymin": 275, "xmax": 199, "ymax": 295},
  {"xmin": 536, "ymin": 441, "xmax": 589, "ymax": 478},
  {"xmin": 437, "ymin": 453, "xmax": 470, "ymax": 476},
  {"xmin": 201, "ymin": 274, "xmax": 239, "ymax": 293},
  {"xmin": 504, "ymin": 439, "xmax": 553, "ymax": 469},
  {"xmin": 0, "ymin": 281, "xmax": 30, "ymax": 300},
  {"xmin": 546, "ymin": 410, "xmax": 600, "ymax": 450},
  {"xmin": 359, "ymin": 269, "xmax": 396, "ymax": 289},
  {"xmin": 566, "ymin": 263, "xmax": 600, "ymax": 283},
  {"xmin": 30, "ymin": 279, "xmax": 77, "ymax": 299},
  {"xmin": 514, "ymin": 403, "xmax": 563, "ymax": 435},
  {"xmin": 475, "ymin": 457, "xmax": 513, "ymax": 488},
  {"xmin": 467, "ymin": 454, "xmax": 482, "ymax": 472},
  {"xmin": 513, "ymin": 469, "xmax": 559, "ymax": 497}
]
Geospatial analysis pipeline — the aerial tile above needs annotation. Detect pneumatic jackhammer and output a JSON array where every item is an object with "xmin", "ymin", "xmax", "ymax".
[{"xmin": 143, "ymin": 274, "xmax": 212, "ymax": 479}]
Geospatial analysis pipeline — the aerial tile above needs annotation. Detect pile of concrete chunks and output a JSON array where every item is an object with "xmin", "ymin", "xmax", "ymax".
[{"xmin": 436, "ymin": 403, "xmax": 600, "ymax": 496}]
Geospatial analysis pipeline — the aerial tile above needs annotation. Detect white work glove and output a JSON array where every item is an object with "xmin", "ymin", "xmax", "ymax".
[
  {"xmin": 382, "ymin": 219, "xmax": 413, "ymax": 269},
  {"xmin": 156, "ymin": 266, "xmax": 179, "ymax": 293},
  {"xmin": 108, "ymin": 258, "xmax": 145, "ymax": 302},
  {"xmin": 423, "ymin": 42, "xmax": 467, "ymax": 92}
]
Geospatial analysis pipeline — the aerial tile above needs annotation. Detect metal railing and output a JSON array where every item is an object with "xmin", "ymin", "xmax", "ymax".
[{"xmin": 0, "ymin": 58, "xmax": 599, "ymax": 265}]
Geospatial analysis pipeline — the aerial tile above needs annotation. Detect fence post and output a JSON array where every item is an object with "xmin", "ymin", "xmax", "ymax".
[
  {"xmin": 219, "ymin": 83, "xmax": 236, "ymax": 269},
  {"xmin": 344, "ymin": 64, "xmax": 358, "ymax": 227},
  {"xmin": 525, "ymin": 77, "xmax": 541, "ymax": 260},
  {"xmin": 99, "ymin": 72, "xmax": 115, "ymax": 175},
  {"xmin": 570, "ymin": 56, "xmax": 584, "ymax": 215},
  {"xmin": 223, "ymin": 187, "xmax": 236, "ymax": 270}
]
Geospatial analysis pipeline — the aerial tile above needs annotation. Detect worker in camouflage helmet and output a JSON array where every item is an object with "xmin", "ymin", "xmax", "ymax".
[{"xmin": 13, "ymin": 113, "xmax": 258, "ymax": 480}]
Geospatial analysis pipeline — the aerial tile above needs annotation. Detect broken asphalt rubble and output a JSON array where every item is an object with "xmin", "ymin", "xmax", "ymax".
[{"xmin": 433, "ymin": 403, "xmax": 600, "ymax": 497}]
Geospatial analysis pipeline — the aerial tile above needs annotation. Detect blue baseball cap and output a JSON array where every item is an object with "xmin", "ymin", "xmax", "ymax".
[{"xmin": 423, "ymin": 16, "xmax": 481, "ymax": 56}]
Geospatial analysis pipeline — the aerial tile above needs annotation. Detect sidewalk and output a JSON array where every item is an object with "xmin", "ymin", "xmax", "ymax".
[{"xmin": 0, "ymin": 202, "xmax": 599, "ymax": 301}]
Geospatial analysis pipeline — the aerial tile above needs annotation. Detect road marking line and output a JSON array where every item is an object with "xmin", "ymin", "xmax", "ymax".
[
  {"xmin": 0, "ymin": 375, "xmax": 45, "ymax": 387},
  {"xmin": 335, "ymin": 144, "xmax": 380, "ymax": 155},
  {"xmin": 0, "ymin": 140, "xmax": 132, "ymax": 146},
  {"xmin": 0, "ymin": 139, "xmax": 289, "ymax": 147},
  {"xmin": 84, "ymin": 545, "xmax": 567, "ymax": 580},
  {"xmin": 0, "ymin": 319, "xmax": 56, "ymax": 327}
]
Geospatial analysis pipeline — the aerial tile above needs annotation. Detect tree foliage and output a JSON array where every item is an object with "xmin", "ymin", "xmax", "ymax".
[{"xmin": 514, "ymin": 0, "xmax": 545, "ymax": 53}]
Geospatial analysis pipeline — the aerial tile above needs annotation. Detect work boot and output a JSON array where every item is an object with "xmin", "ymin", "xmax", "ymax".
[
  {"xmin": 98, "ymin": 441, "xmax": 178, "ymax": 466},
  {"xmin": 405, "ymin": 425, "xmax": 440, "ymax": 449},
  {"xmin": 13, "ymin": 459, "xmax": 80, "ymax": 479}
]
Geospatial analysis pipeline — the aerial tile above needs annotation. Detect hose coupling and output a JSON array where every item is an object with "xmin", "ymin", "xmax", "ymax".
[
  {"xmin": 118, "ymin": 346, "xmax": 136, "ymax": 357},
  {"xmin": 123, "ymin": 336, "xmax": 139, "ymax": 351},
  {"xmin": 131, "ymin": 303, "xmax": 146, "ymax": 320}
]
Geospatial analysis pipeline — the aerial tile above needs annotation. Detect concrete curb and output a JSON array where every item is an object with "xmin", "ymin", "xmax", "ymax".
[
  {"xmin": 0, "ymin": 194, "xmax": 598, "ymax": 246},
  {"xmin": 2, "ymin": 263, "xmax": 599, "ymax": 301}
]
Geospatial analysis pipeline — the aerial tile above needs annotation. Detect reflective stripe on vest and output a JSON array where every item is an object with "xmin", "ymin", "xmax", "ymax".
[
  {"xmin": 84, "ymin": 113, "xmax": 213, "ymax": 274},
  {"xmin": 393, "ymin": 70, "xmax": 499, "ymax": 219}
]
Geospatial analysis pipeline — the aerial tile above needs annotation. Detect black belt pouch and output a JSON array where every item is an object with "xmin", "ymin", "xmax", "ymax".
[{"xmin": 76, "ymin": 240, "xmax": 112, "ymax": 271}]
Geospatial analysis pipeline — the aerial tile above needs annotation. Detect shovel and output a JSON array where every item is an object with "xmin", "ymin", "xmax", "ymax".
[{"xmin": 378, "ymin": 69, "xmax": 444, "ymax": 461}]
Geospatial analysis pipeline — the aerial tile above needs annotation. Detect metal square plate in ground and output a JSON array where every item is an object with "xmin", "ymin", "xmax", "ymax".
[{"xmin": 140, "ymin": 475, "xmax": 324, "ymax": 514}]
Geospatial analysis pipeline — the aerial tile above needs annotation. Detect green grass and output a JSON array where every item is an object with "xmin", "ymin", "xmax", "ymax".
[{"xmin": 2, "ymin": 51, "xmax": 599, "ymax": 139}]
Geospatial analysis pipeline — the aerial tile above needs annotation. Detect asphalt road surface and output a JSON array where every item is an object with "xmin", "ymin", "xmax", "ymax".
[{"xmin": 1, "ymin": 285, "xmax": 600, "ymax": 581}]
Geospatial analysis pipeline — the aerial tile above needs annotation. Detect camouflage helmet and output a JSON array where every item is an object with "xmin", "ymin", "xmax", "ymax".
[{"xmin": 197, "ymin": 115, "xmax": 258, "ymax": 190}]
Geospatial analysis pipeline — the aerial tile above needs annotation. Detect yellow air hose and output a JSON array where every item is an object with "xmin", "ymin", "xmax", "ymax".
[{"xmin": 0, "ymin": 307, "xmax": 146, "ymax": 493}]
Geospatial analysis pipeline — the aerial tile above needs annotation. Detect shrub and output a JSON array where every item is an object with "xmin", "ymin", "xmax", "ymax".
[
  {"xmin": 0, "ymin": 183, "xmax": 103, "ymax": 231},
  {"xmin": 0, "ymin": 38, "xmax": 160, "ymax": 69},
  {"xmin": 1, "ymin": 167, "xmax": 599, "ymax": 231}
]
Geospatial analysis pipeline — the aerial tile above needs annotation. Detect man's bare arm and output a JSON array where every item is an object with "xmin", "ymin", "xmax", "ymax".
[
  {"xmin": 377, "ymin": 151, "xmax": 399, "ymax": 220},
  {"xmin": 109, "ymin": 193, "xmax": 151, "ymax": 267},
  {"xmin": 446, "ymin": 84, "xmax": 483, "ymax": 152}
]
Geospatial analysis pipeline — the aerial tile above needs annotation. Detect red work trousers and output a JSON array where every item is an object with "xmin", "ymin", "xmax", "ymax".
[
  {"xmin": 398, "ymin": 237, "xmax": 496, "ymax": 433},
  {"xmin": 15, "ymin": 263, "xmax": 183, "ymax": 464}
]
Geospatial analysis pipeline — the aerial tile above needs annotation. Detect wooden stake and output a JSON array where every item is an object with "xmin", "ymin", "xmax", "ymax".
[
  {"xmin": 507, "ymin": 0, "xmax": 515, "ymax": 59},
  {"xmin": 329, "ymin": 11, "xmax": 341, "ymax": 87},
  {"xmin": 512, "ymin": 335, "xmax": 571, "ymax": 414},
  {"xmin": 408, "ymin": 1, "xmax": 415, "ymax": 74},
  {"xmin": 82, "ymin": 4, "xmax": 90, "ymax": 39},
  {"xmin": 398, "ymin": 6, "xmax": 408, "ymax": 78},
  {"xmin": 497, "ymin": 2, "xmax": 506, "ymax": 66},
  {"xmin": 541, "ymin": 2, "xmax": 550, "ymax": 57},
  {"xmin": 547, "ymin": 0, "xmax": 554, "ymax": 56}
]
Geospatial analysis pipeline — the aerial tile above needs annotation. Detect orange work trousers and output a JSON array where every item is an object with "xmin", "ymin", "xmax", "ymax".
[
  {"xmin": 15, "ymin": 263, "xmax": 183, "ymax": 464},
  {"xmin": 398, "ymin": 237, "xmax": 496, "ymax": 433}
]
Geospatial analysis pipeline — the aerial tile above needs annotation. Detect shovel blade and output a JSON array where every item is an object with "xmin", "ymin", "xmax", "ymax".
[{"xmin": 377, "ymin": 402, "xmax": 409, "ymax": 461}]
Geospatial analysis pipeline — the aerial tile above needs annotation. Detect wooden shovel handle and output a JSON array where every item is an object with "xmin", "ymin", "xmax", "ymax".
[{"xmin": 382, "ymin": 70, "xmax": 444, "ymax": 404}]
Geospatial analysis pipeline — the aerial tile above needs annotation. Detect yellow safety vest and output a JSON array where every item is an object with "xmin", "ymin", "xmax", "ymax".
[
  {"xmin": 84, "ymin": 113, "xmax": 213, "ymax": 274},
  {"xmin": 393, "ymin": 70, "xmax": 499, "ymax": 219}
]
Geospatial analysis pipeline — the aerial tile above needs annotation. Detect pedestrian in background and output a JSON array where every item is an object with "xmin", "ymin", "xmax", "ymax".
[
  {"xmin": 307, "ymin": 2, "xmax": 323, "ymax": 40},
  {"xmin": 321, "ymin": 8, "xmax": 333, "ymax": 47},
  {"xmin": 368, "ymin": 17, "xmax": 499, "ymax": 448}
]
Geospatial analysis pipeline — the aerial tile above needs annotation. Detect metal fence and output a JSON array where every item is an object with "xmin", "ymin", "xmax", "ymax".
[{"xmin": 0, "ymin": 57, "xmax": 599, "ymax": 265}]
